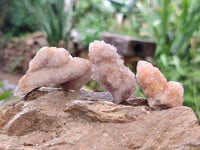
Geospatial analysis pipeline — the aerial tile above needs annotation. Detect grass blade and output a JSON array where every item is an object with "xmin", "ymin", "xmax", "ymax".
[{"xmin": 0, "ymin": 91, "xmax": 11, "ymax": 101}]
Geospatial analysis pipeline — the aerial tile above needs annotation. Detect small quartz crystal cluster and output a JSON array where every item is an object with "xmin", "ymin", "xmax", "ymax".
[
  {"xmin": 15, "ymin": 41, "xmax": 184, "ymax": 109},
  {"xmin": 89, "ymin": 41, "xmax": 136, "ymax": 104},
  {"xmin": 136, "ymin": 61, "xmax": 184, "ymax": 109},
  {"xmin": 14, "ymin": 47, "xmax": 91, "ymax": 96}
]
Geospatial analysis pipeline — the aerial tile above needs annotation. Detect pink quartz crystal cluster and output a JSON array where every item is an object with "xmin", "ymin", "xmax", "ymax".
[
  {"xmin": 15, "ymin": 41, "xmax": 184, "ymax": 109},
  {"xmin": 136, "ymin": 61, "xmax": 184, "ymax": 109},
  {"xmin": 89, "ymin": 41, "xmax": 136, "ymax": 104},
  {"xmin": 14, "ymin": 47, "xmax": 91, "ymax": 96}
]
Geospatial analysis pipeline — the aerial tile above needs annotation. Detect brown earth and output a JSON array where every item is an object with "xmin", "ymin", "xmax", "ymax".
[
  {"xmin": 0, "ymin": 72, "xmax": 22, "ymax": 85},
  {"xmin": 0, "ymin": 32, "xmax": 48, "ymax": 75},
  {"xmin": 0, "ymin": 88, "xmax": 199, "ymax": 150}
]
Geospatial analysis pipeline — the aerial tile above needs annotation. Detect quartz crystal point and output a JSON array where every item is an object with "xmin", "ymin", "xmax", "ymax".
[
  {"xmin": 89, "ymin": 40, "xmax": 136, "ymax": 104},
  {"xmin": 14, "ymin": 47, "xmax": 91, "ymax": 96},
  {"xmin": 136, "ymin": 60, "xmax": 184, "ymax": 109}
]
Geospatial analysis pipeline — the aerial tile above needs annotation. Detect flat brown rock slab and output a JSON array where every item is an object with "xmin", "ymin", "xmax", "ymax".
[
  {"xmin": 0, "ymin": 88, "xmax": 199, "ymax": 150},
  {"xmin": 100, "ymin": 32, "xmax": 156, "ymax": 58}
]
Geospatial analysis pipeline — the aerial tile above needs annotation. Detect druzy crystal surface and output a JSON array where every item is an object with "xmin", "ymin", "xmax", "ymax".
[
  {"xmin": 89, "ymin": 41, "xmax": 136, "ymax": 104},
  {"xmin": 15, "ymin": 47, "xmax": 91, "ymax": 96},
  {"xmin": 136, "ymin": 61, "xmax": 184, "ymax": 109}
]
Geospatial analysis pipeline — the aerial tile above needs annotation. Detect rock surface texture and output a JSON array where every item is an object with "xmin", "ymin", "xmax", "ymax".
[{"xmin": 0, "ymin": 88, "xmax": 199, "ymax": 150}]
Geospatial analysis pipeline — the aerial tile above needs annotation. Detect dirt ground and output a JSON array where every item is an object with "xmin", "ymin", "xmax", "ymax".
[{"xmin": 0, "ymin": 72, "xmax": 22, "ymax": 85}]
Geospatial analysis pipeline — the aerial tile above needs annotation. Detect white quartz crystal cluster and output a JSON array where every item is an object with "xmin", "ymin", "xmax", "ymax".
[
  {"xmin": 89, "ymin": 41, "xmax": 136, "ymax": 104},
  {"xmin": 14, "ymin": 47, "xmax": 91, "ymax": 96},
  {"xmin": 15, "ymin": 41, "xmax": 184, "ymax": 109}
]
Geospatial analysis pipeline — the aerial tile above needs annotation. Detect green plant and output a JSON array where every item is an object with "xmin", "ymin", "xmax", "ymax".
[
  {"xmin": 135, "ymin": 85, "xmax": 145, "ymax": 98},
  {"xmin": 193, "ymin": 84, "xmax": 200, "ymax": 121},
  {"xmin": 159, "ymin": 55, "xmax": 200, "ymax": 121},
  {"xmin": 1, "ymin": 0, "xmax": 37, "ymax": 36},
  {"xmin": 135, "ymin": 0, "xmax": 200, "ymax": 57},
  {"xmin": 0, "ymin": 0, "xmax": 11, "ymax": 31},
  {"xmin": 0, "ymin": 82, "xmax": 11, "ymax": 101},
  {"xmin": 77, "ymin": 30, "xmax": 99, "ymax": 50},
  {"xmin": 24, "ymin": 0, "xmax": 73, "ymax": 47},
  {"xmin": 100, "ymin": 0, "xmax": 141, "ymax": 36},
  {"xmin": 87, "ymin": 79, "xmax": 102, "ymax": 92},
  {"xmin": 73, "ymin": 0, "xmax": 114, "ymax": 27},
  {"xmin": 73, "ymin": 0, "xmax": 113, "ymax": 49},
  {"xmin": 10, "ymin": 56, "xmax": 25, "ymax": 73},
  {"xmin": 122, "ymin": 0, "xmax": 200, "ymax": 121}
]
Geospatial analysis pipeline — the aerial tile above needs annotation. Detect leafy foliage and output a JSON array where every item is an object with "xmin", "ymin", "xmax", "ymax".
[
  {"xmin": 10, "ymin": 56, "xmax": 25, "ymax": 73},
  {"xmin": 77, "ymin": 30, "xmax": 100, "ymax": 50},
  {"xmin": 135, "ymin": 0, "xmax": 200, "ymax": 57},
  {"xmin": 1, "ymin": 0, "xmax": 38, "ymax": 36},
  {"xmin": 158, "ymin": 55, "xmax": 200, "ymax": 121},
  {"xmin": 24, "ymin": 0, "xmax": 73, "ymax": 46},
  {"xmin": 0, "ymin": 82, "xmax": 11, "ymax": 101},
  {"xmin": 73, "ymin": 0, "xmax": 113, "ymax": 49}
]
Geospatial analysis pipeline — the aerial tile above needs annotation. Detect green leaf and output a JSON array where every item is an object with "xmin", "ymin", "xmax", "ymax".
[
  {"xmin": 24, "ymin": 0, "xmax": 73, "ymax": 46},
  {"xmin": 160, "ymin": 54, "xmax": 168, "ymax": 67},
  {"xmin": 172, "ymin": 55, "xmax": 185, "ymax": 75},
  {"xmin": 0, "ymin": 82, "xmax": 3, "ymax": 88},
  {"xmin": 10, "ymin": 56, "xmax": 25, "ymax": 73},
  {"xmin": 0, "ymin": 91, "xmax": 11, "ymax": 101}
]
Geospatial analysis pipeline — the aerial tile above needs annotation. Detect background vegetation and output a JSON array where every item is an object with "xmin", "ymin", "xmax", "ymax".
[
  {"xmin": 0, "ymin": 0, "xmax": 200, "ymax": 120},
  {"xmin": 0, "ymin": 81, "xmax": 11, "ymax": 101}
]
